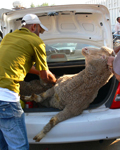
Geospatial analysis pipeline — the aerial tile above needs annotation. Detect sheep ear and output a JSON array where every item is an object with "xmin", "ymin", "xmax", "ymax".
[{"xmin": 101, "ymin": 55, "xmax": 106, "ymax": 60}]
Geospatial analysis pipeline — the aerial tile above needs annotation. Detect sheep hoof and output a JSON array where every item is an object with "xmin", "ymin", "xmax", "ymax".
[
  {"xmin": 20, "ymin": 95, "xmax": 32, "ymax": 101},
  {"xmin": 20, "ymin": 95, "xmax": 25, "ymax": 101},
  {"xmin": 31, "ymin": 93, "xmax": 43, "ymax": 103},
  {"xmin": 20, "ymin": 94, "xmax": 43, "ymax": 103},
  {"xmin": 33, "ymin": 132, "xmax": 45, "ymax": 142},
  {"xmin": 33, "ymin": 136, "xmax": 42, "ymax": 142}
]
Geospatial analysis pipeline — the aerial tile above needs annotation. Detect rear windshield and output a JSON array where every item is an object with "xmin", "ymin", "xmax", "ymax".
[{"xmin": 45, "ymin": 42, "xmax": 98, "ymax": 62}]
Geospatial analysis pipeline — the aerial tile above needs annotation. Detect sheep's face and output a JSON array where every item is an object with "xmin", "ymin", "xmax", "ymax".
[{"xmin": 82, "ymin": 46, "xmax": 115, "ymax": 65}]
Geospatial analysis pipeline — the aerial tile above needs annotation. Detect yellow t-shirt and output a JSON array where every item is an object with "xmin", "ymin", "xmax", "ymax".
[{"xmin": 0, "ymin": 27, "xmax": 48, "ymax": 94}]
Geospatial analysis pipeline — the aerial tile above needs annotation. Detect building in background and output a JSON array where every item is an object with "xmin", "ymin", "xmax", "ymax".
[
  {"xmin": 0, "ymin": 9, "xmax": 12, "ymax": 41},
  {"xmin": 86, "ymin": 0, "xmax": 120, "ymax": 32}
]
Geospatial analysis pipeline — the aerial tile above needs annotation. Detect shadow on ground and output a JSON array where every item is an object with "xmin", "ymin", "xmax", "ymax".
[{"xmin": 29, "ymin": 138, "xmax": 120, "ymax": 150}]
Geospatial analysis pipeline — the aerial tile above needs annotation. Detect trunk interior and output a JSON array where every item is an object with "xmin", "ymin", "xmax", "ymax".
[{"xmin": 23, "ymin": 61, "xmax": 115, "ymax": 112}]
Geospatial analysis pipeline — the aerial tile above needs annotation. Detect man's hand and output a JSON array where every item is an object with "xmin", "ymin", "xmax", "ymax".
[
  {"xmin": 107, "ymin": 56, "xmax": 115, "ymax": 67},
  {"xmin": 107, "ymin": 56, "xmax": 115, "ymax": 73},
  {"xmin": 39, "ymin": 70, "xmax": 57, "ymax": 85}
]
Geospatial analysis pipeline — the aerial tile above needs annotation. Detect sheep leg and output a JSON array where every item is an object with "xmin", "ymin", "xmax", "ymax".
[
  {"xmin": 21, "ymin": 87, "xmax": 54, "ymax": 103},
  {"xmin": 20, "ymin": 94, "xmax": 42, "ymax": 103},
  {"xmin": 33, "ymin": 107, "xmax": 74, "ymax": 142}
]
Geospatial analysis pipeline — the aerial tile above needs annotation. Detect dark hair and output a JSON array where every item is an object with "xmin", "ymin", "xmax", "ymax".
[{"xmin": 117, "ymin": 17, "xmax": 120, "ymax": 22}]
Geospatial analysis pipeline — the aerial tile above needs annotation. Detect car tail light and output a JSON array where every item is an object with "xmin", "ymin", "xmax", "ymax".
[
  {"xmin": 110, "ymin": 82, "xmax": 120, "ymax": 109},
  {"xmin": 25, "ymin": 102, "xmax": 33, "ymax": 108}
]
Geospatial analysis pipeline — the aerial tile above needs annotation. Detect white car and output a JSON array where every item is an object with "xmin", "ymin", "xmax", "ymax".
[{"xmin": 1, "ymin": 4, "xmax": 120, "ymax": 144}]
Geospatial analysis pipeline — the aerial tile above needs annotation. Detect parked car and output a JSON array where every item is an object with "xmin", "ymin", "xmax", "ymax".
[{"xmin": 1, "ymin": 4, "xmax": 120, "ymax": 144}]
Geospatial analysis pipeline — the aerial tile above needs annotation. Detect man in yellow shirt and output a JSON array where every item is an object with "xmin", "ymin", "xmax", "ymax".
[{"xmin": 0, "ymin": 14, "xmax": 57, "ymax": 150}]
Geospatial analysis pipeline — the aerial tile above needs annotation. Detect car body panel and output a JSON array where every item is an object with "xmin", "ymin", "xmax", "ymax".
[{"xmin": 26, "ymin": 107, "xmax": 120, "ymax": 143}]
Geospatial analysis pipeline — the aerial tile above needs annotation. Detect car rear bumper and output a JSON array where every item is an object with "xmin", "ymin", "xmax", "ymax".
[{"xmin": 25, "ymin": 107, "xmax": 120, "ymax": 144}]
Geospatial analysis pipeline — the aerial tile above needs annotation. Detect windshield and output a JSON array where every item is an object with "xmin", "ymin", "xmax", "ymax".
[{"xmin": 45, "ymin": 42, "xmax": 99, "ymax": 62}]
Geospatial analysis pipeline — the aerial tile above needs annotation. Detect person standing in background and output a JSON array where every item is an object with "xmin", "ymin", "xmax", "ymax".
[{"xmin": 115, "ymin": 17, "xmax": 120, "ymax": 33}]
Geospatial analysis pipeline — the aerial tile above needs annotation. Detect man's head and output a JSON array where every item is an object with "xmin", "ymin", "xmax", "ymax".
[
  {"xmin": 117, "ymin": 17, "xmax": 120, "ymax": 23},
  {"xmin": 21, "ymin": 14, "xmax": 48, "ymax": 36}
]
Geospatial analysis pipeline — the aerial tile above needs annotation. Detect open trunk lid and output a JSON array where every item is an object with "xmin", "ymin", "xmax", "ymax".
[{"xmin": 2, "ymin": 4, "xmax": 112, "ymax": 48}]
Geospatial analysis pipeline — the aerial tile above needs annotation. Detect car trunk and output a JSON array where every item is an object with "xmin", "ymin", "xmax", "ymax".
[
  {"xmin": 1, "ymin": 4, "xmax": 117, "ymax": 112},
  {"xmin": 23, "ymin": 60, "xmax": 117, "ymax": 113}
]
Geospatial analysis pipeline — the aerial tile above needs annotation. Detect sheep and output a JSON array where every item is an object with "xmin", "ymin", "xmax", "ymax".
[
  {"xmin": 21, "ymin": 46, "xmax": 115, "ymax": 142},
  {"xmin": 20, "ymin": 79, "xmax": 52, "ymax": 96}
]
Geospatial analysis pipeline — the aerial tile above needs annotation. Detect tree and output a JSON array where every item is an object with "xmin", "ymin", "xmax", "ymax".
[
  {"xmin": 41, "ymin": 3, "xmax": 49, "ymax": 6},
  {"xmin": 30, "ymin": 2, "xmax": 54, "ymax": 8},
  {"xmin": 36, "ymin": 5, "xmax": 41, "ymax": 7},
  {"xmin": 30, "ymin": 3, "xmax": 35, "ymax": 8}
]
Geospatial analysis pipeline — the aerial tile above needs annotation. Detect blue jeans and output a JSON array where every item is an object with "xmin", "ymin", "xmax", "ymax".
[{"xmin": 0, "ymin": 101, "xmax": 29, "ymax": 150}]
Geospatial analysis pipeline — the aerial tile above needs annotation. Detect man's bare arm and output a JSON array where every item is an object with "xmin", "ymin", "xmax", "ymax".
[
  {"xmin": 39, "ymin": 70, "xmax": 57, "ymax": 85},
  {"xmin": 29, "ymin": 66, "xmax": 57, "ymax": 85},
  {"xmin": 29, "ymin": 66, "xmax": 39, "ymax": 75}
]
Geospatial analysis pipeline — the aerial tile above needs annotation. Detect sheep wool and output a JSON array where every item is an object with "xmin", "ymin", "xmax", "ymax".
[{"xmin": 21, "ymin": 46, "xmax": 114, "ymax": 142}]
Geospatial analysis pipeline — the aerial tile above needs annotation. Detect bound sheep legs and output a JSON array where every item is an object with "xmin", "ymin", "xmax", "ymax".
[{"xmin": 21, "ymin": 87, "xmax": 54, "ymax": 103}]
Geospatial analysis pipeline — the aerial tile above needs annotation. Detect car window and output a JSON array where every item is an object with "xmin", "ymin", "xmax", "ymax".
[{"xmin": 45, "ymin": 42, "xmax": 99, "ymax": 62}]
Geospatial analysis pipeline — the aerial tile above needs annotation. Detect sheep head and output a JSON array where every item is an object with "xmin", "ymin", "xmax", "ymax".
[{"xmin": 82, "ymin": 46, "xmax": 115, "ymax": 66}]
